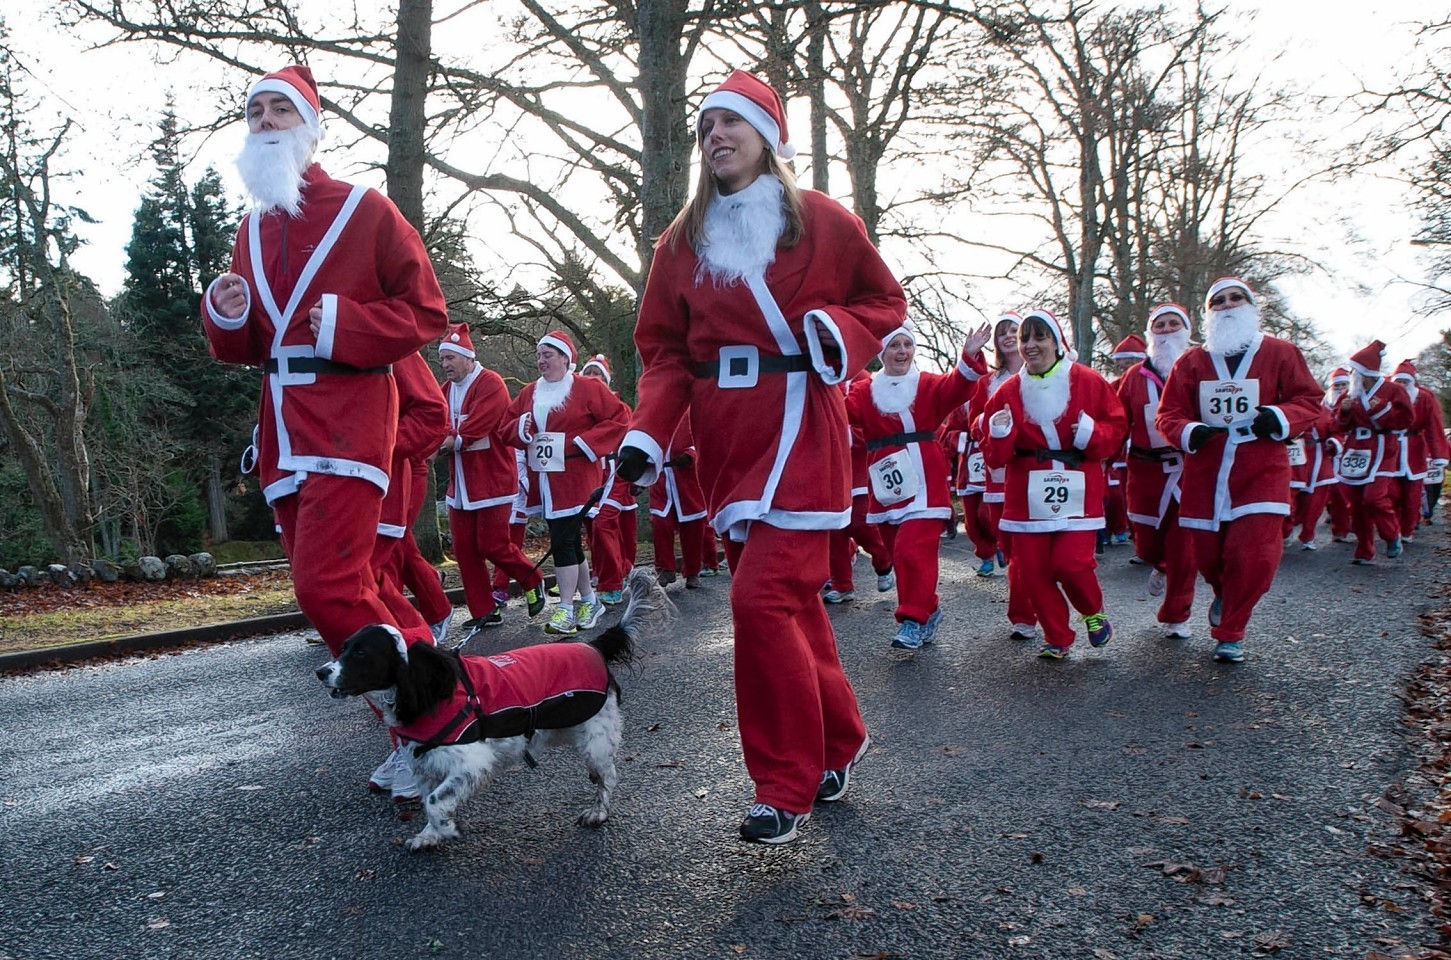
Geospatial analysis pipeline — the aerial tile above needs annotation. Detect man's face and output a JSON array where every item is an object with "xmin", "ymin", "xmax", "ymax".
[
  {"xmin": 247, "ymin": 93, "xmax": 305, "ymax": 135},
  {"xmin": 1151, "ymin": 314, "xmax": 1186, "ymax": 336},
  {"xmin": 439, "ymin": 351, "xmax": 472, "ymax": 382},
  {"xmin": 1207, "ymin": 287, "xmax": 1251, "ymax": 312},
  {"xmin": 1114, "ymin": 356, "xmax": 1136, "ymax": 373}
]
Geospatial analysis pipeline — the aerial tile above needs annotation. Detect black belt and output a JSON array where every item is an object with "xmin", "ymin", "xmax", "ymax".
[
  {"xmin": 1016, "ymin": 447, "xmax": 1085, "ymax": 466},
  {"xmin": 693, "ymin": 354, "xmax": 813, "ymax": 378},
  {"xmin": 1129, "ymin": 445, "xmax": 1178, "ymax": 463},
  {"xmin": 867, "ymin": 430, "xmax": 936, "ymax": 451},
  {"xmin": 263, "ymin": 357, "xmax": 392, "ymax": 375}
]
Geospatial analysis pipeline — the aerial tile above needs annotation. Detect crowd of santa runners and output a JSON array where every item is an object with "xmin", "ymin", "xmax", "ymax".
[{"xmin": 207, "ymin": 63, "xmax": 1448, "ymax": 845}]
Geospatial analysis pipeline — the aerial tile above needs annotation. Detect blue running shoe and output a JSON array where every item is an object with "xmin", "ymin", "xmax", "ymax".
[
  {"xmin": 1084, "ymin": 612, "xmax": 1113, "ymax": 648},
  {"xmin": 1387, "ymin": 538, "xmax": 1403, "ymax": 558},
  {"xmin": 996, "ymin": 549, "xmax": 1008, "ymax": 569},
  {"xmin": 891, "ymin": 620, "xmax": 925, "ymax": 650},
  {"xmin": 1213, "ymin": 641, "xmax": 1244, "ymax": 663},
  {"xmin": 1208, "ymin": 596, "xmax": 1223, "ymax": 628},
  {"xmin": 977, "ymin": 558, "xmax": 995, "ymax": 577},
  {"xmin": 922, "ymin": 608, "xmax": 943, "ymax": 644}
]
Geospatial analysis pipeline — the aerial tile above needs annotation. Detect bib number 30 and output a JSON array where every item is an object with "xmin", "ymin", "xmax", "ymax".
[{"xmin": 870, "ymin": 452, "xmax": 921, "ymax": 505}]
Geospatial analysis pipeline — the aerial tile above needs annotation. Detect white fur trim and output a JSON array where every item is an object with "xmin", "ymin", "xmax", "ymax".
[
  {"xmin": 438, "ymin": 340, "xmax": 474, "ymax": 358},
  {"xmin": 620, "ymin": 429, "xmax": 664, "ymax": 487},
  {"xmin": 956, "ymin": 357, "xmax": 982, "ymax": 381},
  {"xmin": 573, "ymin": 436, "xmax": 598, "ymax": 462},
  {"xmin": 1265, "ymin": 405, "xmax": 1290, "ymax": 441},
  {"xmin": 803, "ymin": 309, "xmax": 848, "ymax": 384},
  {"xmin": 314, "ymin": 293, "xmax": 338, "ymax": 359},
  {"xmin": 204, "ymin": 275, "xmax": 251, "ymax": 330},
  {"xmin": 248, "ymin": 77, "xmax": 320, "ymax": 129},
  {"xmin": 1072, "ymin": 411, "xmax": 1095, "ymax": 451},
  {"xmin": 699, "ymin": 90, "xmax": 787, "ymax": 156},
  {"xmin": 538, "ymin": 335, "xmax": 575, "ymax": 366}
]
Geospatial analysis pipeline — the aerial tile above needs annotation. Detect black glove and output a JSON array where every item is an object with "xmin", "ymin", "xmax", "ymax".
[
  {"xmin": 1188, "ymin": 425, "xmax": 1225, "ymax": 452},
  {"xmin": 1250, "ymin": 407, "xmax": 1280, "ymax": 440},
  {"xmin": 615, "ymin": 445, "xmax": 650, "ymax": 483},
  {"xmin": 666, "ymin": 452, "xmax": 694, "ymax": 469}
]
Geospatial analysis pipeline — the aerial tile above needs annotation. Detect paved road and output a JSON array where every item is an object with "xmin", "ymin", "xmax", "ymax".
[{"xmin": 1, "ymin": 524, "xmax": 1445, "ymax": 959}]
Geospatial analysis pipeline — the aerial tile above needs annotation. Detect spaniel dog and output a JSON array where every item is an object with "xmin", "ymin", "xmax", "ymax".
[{"xmin": 318, "ymin": 569, "xmax": 669, "ymax": 851}]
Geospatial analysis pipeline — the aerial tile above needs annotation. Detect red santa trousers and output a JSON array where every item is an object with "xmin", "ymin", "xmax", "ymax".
[
  {"xmin": 275, "ymin": 475, "xmax": 394, "ymax": 657},
  {"xmin": 828, "ymin": 495, "xmax": 892, "ymax": 592},
  {"xmin": 1346, "ymin": 479, "xmax": 1401, "ymax": 560},
  {"xmin": 724, "ymin": 524, "xmax": 868, "ymax": 814},
  {"xmin": 989, "ymin": 503, "xmax": 1036, "ymax": 630},
  {"xmin": 369, "ymin": 535, "xmax": 430, "ymax": 633},
  {"xmin": 1327, "ymin": 485, "xmax": 1353, "ymax": 540},
  {"xmin": 1104, "ymin": 485, "xmax": 1130, "ymax": 537},
  {"xmin": 1285, "ymin": 486, "xmax": 1331, "ymax": 546},
  {"xmin": 961, "ymin": 492, "xmax": 998, "ymax": 561},
  {"xmin": 586, "ymin": 507, "xmax": 629, "ymax": 592},
  {"xmin": 878, "ymin": 518, "xmax": 943, "ymax": 624},
  {"xmin": 700, "ymin": 524, "xmax": 720, "ymax": 570},
  {"xmin": 1190, "ymin": 513, "xmax": 1283, "ymax": 643},
  {"xmin": 1395, "ymin": 477, "xmax": 1424, "ymax": 539},
  {"xmin": 491, "ymin": 522, "xmax": 528, "ymax": 592},
  {"xmin": 450, "ymin": 505, "xmax": 544, "ymax": 618},
  {"xmin": 1130, "ymin": 500, "xmax": 1195, "ymax": 625},
  {"xmin": 397, "ymin": 460, "xmax": 451, "ymax": 625},
  {"xmin": 652, "ymin": 513, "xmax": 705, "ymax": 578},
  {"xmin": 1008, "ymin": 530, "xmax": 1102, "ymax": 651}
]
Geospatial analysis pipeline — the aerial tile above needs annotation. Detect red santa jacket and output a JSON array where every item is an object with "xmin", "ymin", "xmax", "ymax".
[
  {"xmin": 845, "ymin": 352, "xmax": 986, "ymax": 524},
  {"xmin": 1115, "ymin": 359, "xmax": 1183, "ymax": 527},
  {"xmin": 980, "ymin": 362, "xmax": 1128, "ymax": 534},
  {"xmin": 393, "ymin": 642, "xmax": 613, "ymax": 753},
  {"xmin": 1396, "ymin": 383, "xmax": 1451, "ymax": 480},
  {"xmin": 591, "ymin": 395, "xmax": 638, "ymax": 517},
  {"xmin": 968, "ymin": 369, "xmax": 1017, "ymax": 504},
  {"xmin": 501, "ymin": 374, "xmax": 630, "ymax": 519},
  {"xmin": 202, "ymin": 165, "xmax": 449, "ymax": 505},
  {"xmin": 625, "ymin": 189, "xmax": 907, "ymax": 542},
  {"xmin": 1155, "ymin": 334, "xmax": 1323, "ymax": 529},
  {"xmin": 649, "ymin": 415, "xmax": 708, "ymax": 522},
  {"xmin": 380, "ymin": 352, "xmax": 449, "ymax": 536},
  {"xmin": 842, "ymin": 371, "xmax": 874, "ymax": 497},
  {"xmin": 444, "ymin": 363, "xmax": 518, "ymax": 510},
  {"xmin": 1334, "ymin": 377, "xmax": 1415, "ymax": 485},
  {"xmin": 1289, "ymin": 404, "xmax": 1340, "ymax": 493}
]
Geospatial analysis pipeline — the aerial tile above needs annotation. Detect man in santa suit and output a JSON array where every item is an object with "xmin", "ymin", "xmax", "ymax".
[
  {"xmin": 438, "ymin": 323, "xmax": 548, "ymax": 644},
  {"xmin": 981, "ymin": 310, "xmax": 1127, "ymax": 659},
  {"xmin": 1155, "ymin": 277, "xmax": 1323, "ymax": 663},
  {"xmin": 501, "ymin": 330, "xmax": 630, "ymax": 636},
  {"xmin": 824, "ymin": 369, "xmax": 895, "ymax": 603},
  {"xmin": 1323, "ymin": 368, "xmax": 1356, "ymax": 541},
  {"xmin": 202, "ymin": 65, "xmax": 448, "ymax": 661},
  {"xmin": 1102, "ymin": 334, "xmax": 1146, "ymax": 546},
  {"xmin": 846, "ymin": 320, "xmax": 991, "ymax": 650},
  {"xmin": 1390, "ymin": 360, "xmax": 1451, "ymax": 541},
  {"xmin": 369, "ymin": 351, "xmax": 449, "ymax": 640},
  {"xmin": 649, "ymin": 413, "xmax": 712, "ymax": 588},
  {"xmin": 616, "ymin": 70, "xmax": 905, "ymax": 844},
  {"xmin": 1283, "ymin": 373, "xmax": 1342, "ymax": 551},
  {"xmin": 1336, "ymin": 341, "xmax": 1416, "ymax": 562},
  {"xmin": 578, "ymin": 354, "xmax": 638, "ymax": 604},
  {"xmin": 1115, "ymin": 304, "xmax": 1197, "ymax": 638}
]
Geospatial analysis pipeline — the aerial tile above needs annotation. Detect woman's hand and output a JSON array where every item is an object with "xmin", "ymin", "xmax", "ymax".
[{"xmin": 962, "ymin": 322, "xmax": 992, "ymax": 357}]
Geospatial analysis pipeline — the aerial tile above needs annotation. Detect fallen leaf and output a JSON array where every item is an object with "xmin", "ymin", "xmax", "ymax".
[
  {"xmin": 1252, "ymin": 929, "xmax": 1289, "ymax": 953},
  {"xmin": 826, "ymin": 904, "xmax": 877, "ymax": 921},
  {"xmin": 74, "ymin": 855, "xmax": 94, "ymax": 865},
  {"xmin": 694, "ymin": 788, "xmax": 709, "ymax": 799},
  {"xmin": 890, "ymin": 900, "xmax": 917, "ymax": 910},
  {"xmin": 1084, "ymin": 800, "xmax": 1121, "ymax": 811},
  {"xmin": 355, "ymin": 868, "xmax": 377, "ymax": 880},
  {"xmin": 1135, "ymin": 913, "xmax": 1154, "ymax": 930},
  {"xmin": 1068, "ymin": 887, "xmax": 1087, "ymax": 897},
  {"xmin": 1008, "ymin": 935, "xmax": 1031, "ymax": 946},
  {"xmin": 236, "ymin": 785, "xmax": 264, "ymax": 792},
  {"xmin": 145, "ymin": 892, "xmax": 165, "ymax": 900},
  {"xmin": 146, "ymin": 918, "xmax": 170, "ymax": 931},
  {"xmin": 731, "ymin": 946, "xmax": 746, "ymax": 954}
]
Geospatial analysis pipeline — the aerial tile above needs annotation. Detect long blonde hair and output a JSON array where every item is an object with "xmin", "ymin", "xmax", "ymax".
[{"xmin": 662, "ymin": 149, "xmax": 804, "ymax": 254}]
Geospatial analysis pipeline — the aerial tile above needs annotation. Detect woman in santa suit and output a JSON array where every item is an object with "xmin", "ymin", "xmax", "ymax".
[
  {"xmin": 614, "ymin": 70, "xmax": 906, "ymax": 844},
  {"xmin": 824, "ymin": 369, "xmax": 895, "ymax": 604},
  {"xmin": 980, "ymin": 310, "xmax": 1127, "ymax": 660},
  {"xmin": 578, "ymin": 353, "xmax": 638, "ymax": 605},
  {"xmin": 649, "ymin": 412, "xmax": 711, "ymax": 586},
  {"xmin": 1115, "ymin": 304, "xmax": 1196, "ymax": 637},
  {"xmin": 846, "ymin": 320, "xmax": 990, "ymax": 650},
  {"xmin": 1335, "ymin": 340, "xmax": 1415, "ymax": 563},
  {"xmin": 499, "ymin": 330, "xmax": 630, "ymax": 635},
  {"xmin": 943, "ymin": 319, "xmax": 1014, "ymax": 579},
  {"xmin": 1283, "ymin": 376, "xmax": 1342, "ymax": 550},
  {"xmin": 1390, "ymin": 360, "xmax": 1451, "ymax": 541}
]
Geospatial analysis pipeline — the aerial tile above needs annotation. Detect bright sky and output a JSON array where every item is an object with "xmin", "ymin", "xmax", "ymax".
[{"xmin": 4, "ymin": 1, "xmax": 1446, "ymax": 368}]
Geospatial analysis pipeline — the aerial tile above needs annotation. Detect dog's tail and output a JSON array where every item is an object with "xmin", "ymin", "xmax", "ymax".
[{"xmin": 589, "ymin": 567, "xmax": 676, "ymax": 666}]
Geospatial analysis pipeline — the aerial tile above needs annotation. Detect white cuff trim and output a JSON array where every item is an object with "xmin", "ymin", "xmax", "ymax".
[
  {"xmin": 1072, "ymin": 412, "xmax": 1095, "ymax": 450},
  {"xmin": 517, "ymin": 414, "xmax": 533, "ymax": 444},
  {"xmin": 803, "ymin": 309, "xmax": 848, "ymax": 385},
  {"xmin": 574, "ymin": 436, "xmax": 598, "ymax": 462},
  {"xmin": 620, "ymin": 429, "xmax": 664, "ymax": 487},
  {"xmin": 314, "ymin": 293, "xmax": 338, "ymax": 359},
  {"xmin": 1266, "ymin": 405, "xmax": 1290, "ymax": 441},
  {"xmin": 205, "ymin": 276, "xmax": 251, "ymax": 330}
]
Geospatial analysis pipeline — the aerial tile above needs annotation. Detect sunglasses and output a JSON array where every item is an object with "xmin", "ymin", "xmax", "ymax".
[{"xmin": 1208, "ymin": 290, "xmax": 1250, "ymax": 308}]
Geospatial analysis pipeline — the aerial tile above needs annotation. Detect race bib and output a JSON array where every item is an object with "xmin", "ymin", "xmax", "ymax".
[
  {"xmin": 1198, "ymin": 379, "xmax": 1260, "ymax": 427},
  {"xmin": 1286, "ymin": 439, "xmax": 1307, "ymax": 467},
  {"xmin": 529, "ymin": 431, "xmax": 566, "ymax": 473},
  {"xmin": 966, "ymin": 451, "xmax": 987, "ymax": 485},
  {"xmin": 869, "ymin": 452, "xmax": 921, "ymax": 505},
  {"xmin": 1429, "ymin": 465, "xmax": 1445, "ymax": 484},
  {"xmin": 1338, "ymin": 448, "xmax": 1372, "ymax": 480},
  {"xmin": 1027, "ymin": 469, "xmax": 1086, "ymax": 520}
]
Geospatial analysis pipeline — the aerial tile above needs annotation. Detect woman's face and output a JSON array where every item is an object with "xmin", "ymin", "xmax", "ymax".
[
  {"xmin": 995, "ymin": 324, "xmax": 1020, "ymax": 360},
  {"xmin": 1021, "ymin": 327, "xmax": 1060, "ymax": 375},
  {"xmin": 881, "ymin": 333, "xmax": 916, "ymax": 376},
  {"xmin": 1151, "ymin": 313, "xmax": 1187, "ymax": 335},
  {"xmin": 537, "ymin": 345, "xmax": 570, "ymax": 382},
  {"xmin": 700, "ymin": 108, "xmax": 770, "ymax": 195}
]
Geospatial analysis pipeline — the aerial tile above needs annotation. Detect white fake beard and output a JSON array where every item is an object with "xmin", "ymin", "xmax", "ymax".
[
  {"xmin": 1146, "ymin": 328, "xmax": 1191, "ymax": 375},
  {"xmin": 696, "ymin": 174, "xmax": 786, "ymax": 285},
  {"xmin": 235, "ymin": 126, "xmax": 318, "ymax": 217},
  {"xmin": 1395, "ymin": 378, "xmax": 1419, "ymax": 405},
  {"xmin": 1018, "ymin": 360, "xmax": 1071, "ymax": 428},
  {"xmin": 1351, "ymin": 375, "xmax": 1377, "ymax": 403},
  {"xmin": 1202, "ymin": 304, "xmax": 1259, "ymax": 355},
  {"xmin": 870, "ymin": 367, "xmax": 920, "ymax": 416},
  {"xmin": 533, "ymin": 371, "xmax": 574, "ymax": 425}
]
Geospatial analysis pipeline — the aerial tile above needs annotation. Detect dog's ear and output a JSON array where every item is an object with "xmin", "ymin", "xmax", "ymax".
[{"xmin": 393, "ymin": 643, "xmax": 460, "ymax": 725}]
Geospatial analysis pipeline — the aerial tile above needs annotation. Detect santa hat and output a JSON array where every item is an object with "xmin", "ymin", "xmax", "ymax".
[
  {"xmin": 1205, "ymin": 277, "xmax": 1255, "ymax": 309},
  {"xmin": 1147, "ymin": 303, "xmax": 1193, "ymax": 335},
  {"xmin": 248, "ymin": 65, "xmax": 322, "ymax": 131},
  {"xmin": 1329, "ymin": 367, "xmax": 1350, "ymax": 386},
  {"xmin": 537, "ymin": 330, "xmax": 576, "ymax": 367},
  {"xmin": 1021, "ymin": 309, "xmax": 1075, "ymax": 359},
  {"xmin": 1347, "ymin": 340, "xmax": 1386, "ymax": 378},
  {"xmin": 697, "ymin": 70, "xmax": 797, "ymax": 160},
  {"xmin": 879, "ymin": 320, "xmax": 918, "ymax": 353},
  {"xmin": 580, "ymin": 353, "xmax": 612, "ymax": 385},
  {"xmin": 1391, "ymin": 359, "xmax": 1417, "ymax": 383},
  {"xmin": 437, "ymin": 322, "xmax": 475, "ymax": 359},
  {"xmin": 1111, "ymin": 334, "xmax": 1147, "ymax": 361}
]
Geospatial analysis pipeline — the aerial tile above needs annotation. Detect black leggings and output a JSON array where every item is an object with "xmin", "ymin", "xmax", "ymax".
[{"xmin": 547, "ymin": 513, "xmax": 587, "ymax": 567}]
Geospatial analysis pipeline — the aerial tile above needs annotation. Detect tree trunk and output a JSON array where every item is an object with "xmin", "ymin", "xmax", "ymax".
[
  {"xmin": 412, "ymin": 460, "xmax": 444, "ymax": 563},
  {"xmin": 806, "ymin": 1, "xmax": 830, "ymax": 193},
  {"xmin": 387, "ymin": 0, "xmax": 431, "ymax": 232},
  {"xmin": 206, "ymin": 453, "xmax": 229, "ymax": 543}
]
